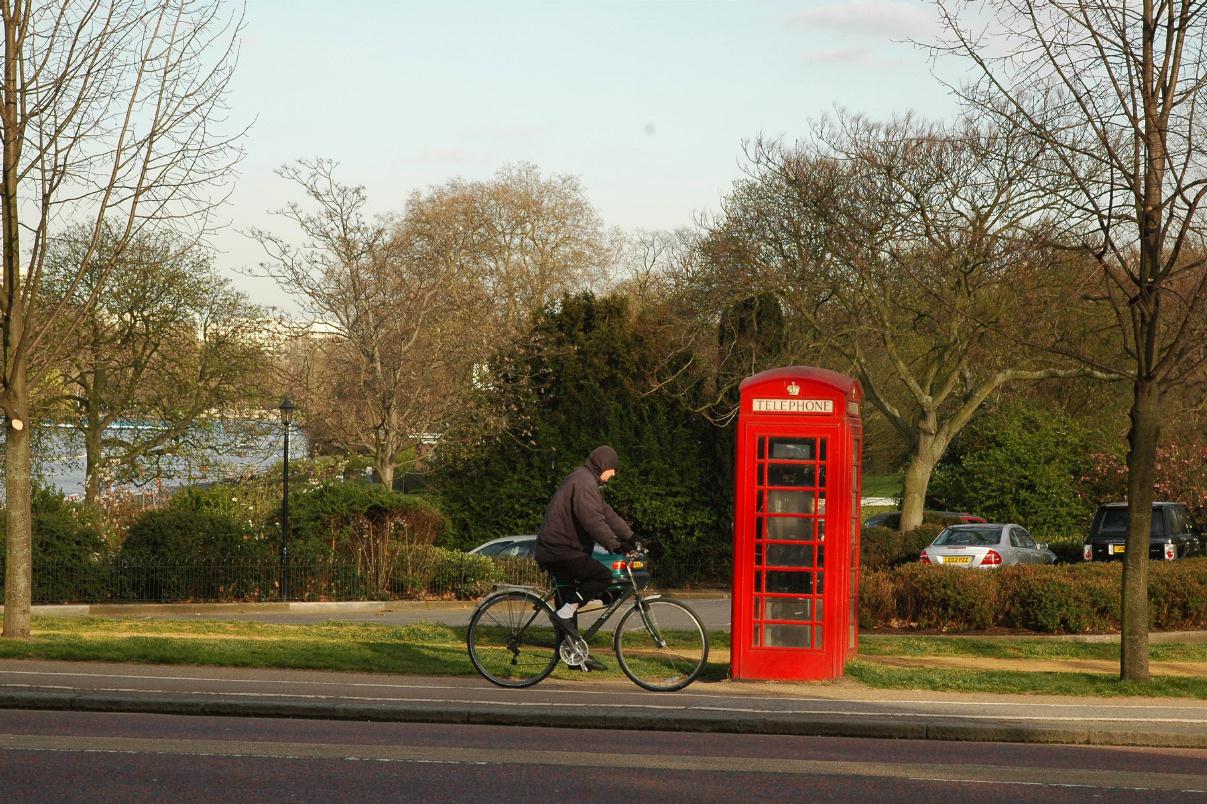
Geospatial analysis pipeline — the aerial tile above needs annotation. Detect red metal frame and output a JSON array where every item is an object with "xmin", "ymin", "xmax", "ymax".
[{"xmin": 731, "ymin": 367, "xmax": 863, "ymax": 681}]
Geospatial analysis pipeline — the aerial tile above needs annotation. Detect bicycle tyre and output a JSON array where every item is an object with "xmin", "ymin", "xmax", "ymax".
[
  {"xmin": 467, "ymin": 590, "xmax": 560, "ymax": 688},
  {"xmin": 613, "ymin": 596, "xmax": 709, "ymax": 692}
]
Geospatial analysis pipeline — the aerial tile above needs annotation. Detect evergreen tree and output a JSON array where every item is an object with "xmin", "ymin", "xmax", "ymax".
[{"xmin": 431, "ymin": 293, "xmax": 727, "ymax": 580}]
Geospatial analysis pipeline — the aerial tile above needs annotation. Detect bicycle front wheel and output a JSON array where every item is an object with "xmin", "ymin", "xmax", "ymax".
[
  {"xmin": 614, "ymin": 597, "xmax": 709, "ymax": 692},
  {"xmin": 467, "ymin": 591, "xmax": 560, "ymax": 688}
]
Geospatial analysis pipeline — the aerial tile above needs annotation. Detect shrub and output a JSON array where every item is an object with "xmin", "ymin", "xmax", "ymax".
[
  {"xmin": 859, "ymin": 559, "xmax": 1207, "ymax": 633},
  {"xmin": 0, "ymin": 483, "xmax": 111, "ymax": 603},
  {"xmin": 121, "ymin": 508, "xmax": 263, "ymax": 564},
  {"xmin": 997, "ymin": 565, "xmax": 1119, "ymax": 633},
  {"xmin": 166, "ymin": 480, "xmax": 279, "ymax": 544},
  {"xmin": 861, "ymin": 523, "xmax": 944, "ymax": 570},
  {"xmin": 118, "ymin": 507, "xmax": 270, "ymax": 601},
  {"xmin": 928, "ymin": 401, "xmax": 1098, "ymax": 537},
  {"xmin": 384, "ymin": 543, "xmax": 438, "ymax": 597},
  {"xmin": 288, "ymin": 482, "xmax": 448, "ymax": 595},
  {"xmin": 858, "ymin": 569, "xmax": 897, "ymax": 628},
  {"xmin": 431, "ymin": 550, "xmax": 500, "ymax": 599},
  {"xmin": 892, "ymin": 564, "xmax": 997, "ymax": 630},
  {"xmin": 1148, "ymin": 559, "xmax": 1207, "ymax": 630},
  {"xmin": 1044, "ymin": 536, "xmax": 1084, "ymax": 564}
]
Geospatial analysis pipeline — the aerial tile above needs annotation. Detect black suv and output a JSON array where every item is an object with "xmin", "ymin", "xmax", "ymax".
[{"xmin": 1083, "ymin": 502, "xmax": 1205, "ymax": 561}]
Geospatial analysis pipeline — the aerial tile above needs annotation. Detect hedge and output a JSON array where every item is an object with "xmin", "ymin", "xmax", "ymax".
[
  {"xmin": 860, "ymin": 559, "xmax": 1207, "ymax": 633},
  {"xmin": 861, "ymin": 524, "xmax": 945, "ymax": 570}
]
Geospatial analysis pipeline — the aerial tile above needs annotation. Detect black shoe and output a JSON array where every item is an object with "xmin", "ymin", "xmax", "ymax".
[
  {"xmin": 582, "ymin": 656, "xmax": 607, "ymax": 672},
  {"xmin": 553, "ymin": 613, "xmax": 581, "ymax": 641}
]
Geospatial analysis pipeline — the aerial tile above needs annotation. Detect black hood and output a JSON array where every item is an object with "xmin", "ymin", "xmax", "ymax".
[{"xmin": 584, "ymin": 445, "xmax": 619, "ymax": 481}]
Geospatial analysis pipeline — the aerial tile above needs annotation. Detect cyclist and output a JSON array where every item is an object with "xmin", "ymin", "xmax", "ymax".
[{"xmin": 535, "ymin": 445, "xmax": 636, "ymax": 671}]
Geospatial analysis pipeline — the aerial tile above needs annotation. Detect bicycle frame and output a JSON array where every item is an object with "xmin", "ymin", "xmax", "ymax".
[
  {"xmin": 487, "ymin": 559, "xmax": 653, "ymax": 642},
  {"xmin": 470, "ymin": 554, "xmax": 705, "ymax": 691}
]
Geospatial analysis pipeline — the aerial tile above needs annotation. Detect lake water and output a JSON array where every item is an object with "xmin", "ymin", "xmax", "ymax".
[{"xmin": 4, "ymin": 422, "xmax": 307, "ymax": 500}]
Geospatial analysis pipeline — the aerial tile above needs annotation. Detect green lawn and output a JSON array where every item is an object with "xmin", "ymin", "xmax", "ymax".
[
  {"xmin": 1, "ymin": 616, "xmax": 1203, "ymax": 698},
  {"xmin": 845, "ymin": 660, "xmax": 1207, "ymax": 698},
  {"xmin": 861, "ymin": 472, "xmax": 901, "ymax": 499}
]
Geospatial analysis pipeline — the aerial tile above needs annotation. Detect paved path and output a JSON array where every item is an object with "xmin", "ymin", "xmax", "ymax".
[{"xmin": 1, "ymin": 659, "xmax": 1204, "ymax": 749}]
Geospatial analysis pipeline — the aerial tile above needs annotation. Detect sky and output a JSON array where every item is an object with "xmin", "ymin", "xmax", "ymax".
[{"xmin": 218, "ymin": 0, "xmax": 966, "ymax": 298}]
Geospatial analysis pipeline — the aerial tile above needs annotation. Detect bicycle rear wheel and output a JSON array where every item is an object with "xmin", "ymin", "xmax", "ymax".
[
  {"xmin": 613, "ymin": 597, "xmax": 709, "ymax": 692},
  {"xmin": 467, "ymin": 591, "xmax": 560, "ymax": 688}
]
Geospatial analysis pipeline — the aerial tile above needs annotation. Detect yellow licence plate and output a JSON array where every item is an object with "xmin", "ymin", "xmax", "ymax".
[
  {"xmin": 1110, "ymin": 544, "xmax": 1126, "ymax": 554},
  {"xmin": 630, "ymin": 561, "xmax": 645, "ymax": 569},
  {"xmin": 944, "ymin": 556, "xmax": 972, "ymax": 564}
]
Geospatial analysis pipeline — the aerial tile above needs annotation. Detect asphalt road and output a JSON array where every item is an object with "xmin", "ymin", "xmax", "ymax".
[{"xmin": 2, "ymin": 709, "xmax": 1204, "ymax": 802}]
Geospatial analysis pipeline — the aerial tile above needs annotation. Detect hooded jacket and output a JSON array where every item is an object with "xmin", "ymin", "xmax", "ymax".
[{"xmin": 535, "ymin": 446, "xmax": 634, "ymax": 562}]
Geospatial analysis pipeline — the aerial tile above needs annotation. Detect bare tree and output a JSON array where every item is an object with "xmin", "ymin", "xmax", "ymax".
[
  {"xmin": 44, "ymin": 224, "xmax": 272, "ymax": 505},
  {"xmin": 405, "ymin": 163, "xmax": 616, "ymax": 341},
  {"xmin": 674, "ymin": 114, "xmax": 1104, "ymax": 532},
  {"xmin": 0, "ymin": 1, "xmax": 244, "ymax": 638},
  {"xmin": 933, "ymin": 0, "xmax": 1207, "ymax": 681},
  {"xmin": 250, "ymin": 160, "xmax": 479, "ymax": 489},
  {"xmin": 254, "ymin": 162, "xmax": 618, "ymax": 484}
]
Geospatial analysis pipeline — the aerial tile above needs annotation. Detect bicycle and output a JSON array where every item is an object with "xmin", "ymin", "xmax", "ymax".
[{"xmin": 466, "ymin": 546, "xmax": 709, "ymax": 692}]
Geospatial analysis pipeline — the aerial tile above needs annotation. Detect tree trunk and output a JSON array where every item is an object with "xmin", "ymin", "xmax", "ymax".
[
  {"xmin": 899, "ymin": 440, "xmax": 941, "ymax": 533},
  {"xmin": 2, "ymin": 384, "xmax": 31, "ymax": 638},
  {"xmin": 83, "ymin": 425, "xmax": 103, "ymax": 506},
  {"xmin": 376, "ymin": 460, "xmax": 395, "ymax": 490},
  {"xmin": 1120, "ymin": 378, "xmax": 1159, "ymax": 681}
]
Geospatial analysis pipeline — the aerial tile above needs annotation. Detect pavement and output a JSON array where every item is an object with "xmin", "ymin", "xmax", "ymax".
[{"xmin": 2, "ymin": 600, "xmax": 1205, "ymax": 750}]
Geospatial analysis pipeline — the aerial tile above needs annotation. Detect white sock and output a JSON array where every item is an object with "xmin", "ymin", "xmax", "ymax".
[{"xmin": 556, "ymin": 602, "xmax": 579, "ymax": 619}]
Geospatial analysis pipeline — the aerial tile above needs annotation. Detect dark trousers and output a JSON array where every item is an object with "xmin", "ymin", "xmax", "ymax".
[{"xmin": 539, "ymin": 555, "xmax": 612, "ymax": 606}]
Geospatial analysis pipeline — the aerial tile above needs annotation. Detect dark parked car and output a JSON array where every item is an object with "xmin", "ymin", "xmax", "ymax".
[
  {"xmin": 863, "ymin": 510, "xmax": 987, "ymax": 529},
  {"xmin": 468, "ymin": 535, "xmax": 649, "ymax": 583},
  {"xmin": 1082, "ymin": 502, "xmax": 1205, "ymax": 561}
]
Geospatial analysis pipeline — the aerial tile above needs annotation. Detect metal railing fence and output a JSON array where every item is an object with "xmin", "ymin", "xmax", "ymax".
[{"xmin": 13, "ymin": 555, "xmax": 729, "ymax": 605}]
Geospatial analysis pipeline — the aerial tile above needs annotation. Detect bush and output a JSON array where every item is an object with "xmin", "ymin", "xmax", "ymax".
[
  {"xmin": 1148, "ymin": 559, "xmax": 1207, "ymax": 630},
  {"xmin": 0, "ymin": 483, "xmax": 111, "ymax": 603},
  {"xmin": 928, "ymin": 401, "xmax": 1098, "ymax": 537},
  {"xmin": 860, "ymin": 558, "xmax": 1207, "ymax": 633},
  {"xmin": 121, "ymin": 508, "xmax": 264, "ymax": 564},
  {"xmin": 891, "ymin": 564, "xmax": 997, "ymax": 630},
  {"xmin": 288, "ymin": 482, "xmax": 448, "ymax": 596},
  {"xmin": 861, "ymin": 523, "xmax": 944, "ymax": 570},
  {"xmin": 997, "ymin": 564, "xmax": 1119, "ymax": 632},
  {"xmin": 857, "ymin": 568, "xmax": 897, "ymax": 628},
  {"xmin": 431, "ymin": 550, "xmax": 500, "ymax": 599},
  {"xmin": 118, "ymin": 507, "xmax": 271, "ymax": 601},
  {"xmin": 166, "ymin": 480, "xmax": 279, "ymax": 544},
  {"xmin": 1044, "ymin": 536, "xmax": 1084, "ymax": 564}
]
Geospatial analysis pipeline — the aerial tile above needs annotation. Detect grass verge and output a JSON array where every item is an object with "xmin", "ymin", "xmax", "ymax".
[
  {"xmin": 1, "ymin": 617, "xmax": 1203, "ymax": 697},
  {"xmin": 0, "ymin": 616, "xmax": 731, "ymax": 685},
  {"xmin": 845, "ymin": 660, "xmax": 1207, "ymax": 699}
]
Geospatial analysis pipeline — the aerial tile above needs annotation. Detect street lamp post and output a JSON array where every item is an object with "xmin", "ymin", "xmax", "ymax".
[{"xmin": 279, "ymin": 397, "xmax": 295, "ymax": 602}]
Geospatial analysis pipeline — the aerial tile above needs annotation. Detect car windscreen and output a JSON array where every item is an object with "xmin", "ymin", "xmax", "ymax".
[
  {"xmin": 934, "ymin": 527, "xmax": 1002, "ymax": 546},
  {"xmin": 475, "ymin": 541, "xmax": 514, "ymax": 556},
  {"xmin": 1098, "ymin": 509, "xmax": 1160, "ymax": 535}
]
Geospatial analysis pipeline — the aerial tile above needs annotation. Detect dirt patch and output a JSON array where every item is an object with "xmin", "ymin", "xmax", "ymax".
[{"xmin": 864, "ymin": 654, "xmax": 1207, "ymax": 678}]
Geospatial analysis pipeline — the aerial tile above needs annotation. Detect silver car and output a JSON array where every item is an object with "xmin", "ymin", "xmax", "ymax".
[{"xmin": 920, "ymin": 524, "xmax": 1056, "ymax": 568}]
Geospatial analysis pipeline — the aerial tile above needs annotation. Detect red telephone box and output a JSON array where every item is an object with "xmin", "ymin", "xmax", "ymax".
[{"xmin": 731, "ymin": 366, "xmax": 863, "ymax": 681}]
